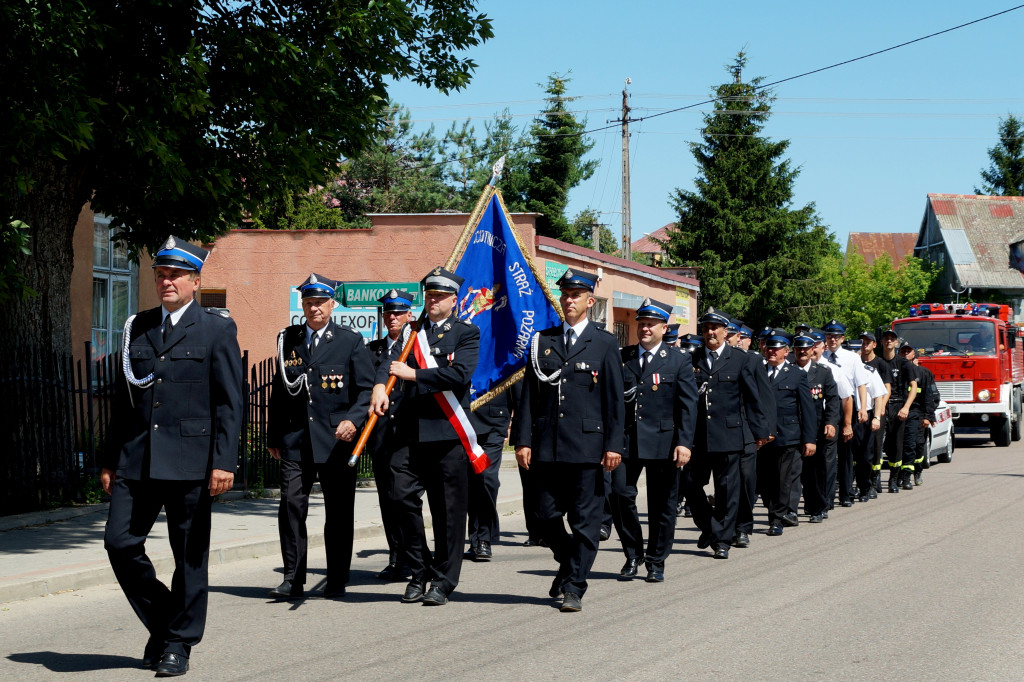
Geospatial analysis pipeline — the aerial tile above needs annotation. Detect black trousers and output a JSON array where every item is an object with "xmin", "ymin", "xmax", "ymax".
[
  {"xmin": 467, "ymin": 441, "xmax": 502, "ymax": 545},
  {"xmin": 104, "ymin": 477, "xmax": 211, "ymax": 658},
  {"xmin": 883, "ymin": 402, "xmax": 906, "ymax": 473},
  {"xmin": 687, "ymin": 449, "xmax": 741, "ymax": 549},
  {"xmin": 390, "ymin": 439, "xmax": 468, "ymax": 595},
  {"xmin": 278, "ymin": 455, "xmax": 356, "ymax": 586},
  {"xmin": 518, "ymin": 464, "xmax": 544, "ymax": 541},
  {"xmin": 734, "ymin": 446, "xmax": 758, "ymax": 534},
  {"xmin": 534, "ymin": 461, "xmax": 605, "ymax": 598},
  {"xmin": 850, "ymin": 420, "xmax": 874, "ymax": 495},
  {"xmin": 757, "ymin": 443, "xmax": 802, "ymax": 523},
  {"xmin": 825, "ymin": 436, "xmax": 839, "ymax": 510},
  {"xmin": 610, "ymin": 458, "xmax": 679, "ymax": 569},
  {"xmin": 837, "ymin": 430, "xmax": 859, "ymax": 504},
  {"xmin": 802, "ymin": 435, "xmax": 835, "ymax": 516},
  {"xmin": 370, "ymin": 442, "xmax": 404, "ymax": 566}
]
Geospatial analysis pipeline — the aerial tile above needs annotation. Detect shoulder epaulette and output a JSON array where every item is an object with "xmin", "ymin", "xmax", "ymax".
[{"xmin": 205, "ymin": 307, "xmax": 231, "ymax": 318}]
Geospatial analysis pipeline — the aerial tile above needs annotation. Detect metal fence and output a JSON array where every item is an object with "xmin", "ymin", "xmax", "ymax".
[{"xmin": 0, "ymin": 344, "xmax": 373, "ymax": 516}]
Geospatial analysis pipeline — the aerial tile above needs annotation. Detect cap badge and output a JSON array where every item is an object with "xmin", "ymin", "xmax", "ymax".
[
  {"xmin": 564, "ymin": 269, "xmax": 574, "ymax": 279},
  {"xmin": 310, "ymin": 273, "xmax": 318, "ymax": 284},
  {"xmin": 164, "ymin": 236, "xmax": 176, "ymax": 250},
  {"xmin": 433, "ymin": 267, "xmax": 442, "ymax": 276},
  {"xmin": 388, "ymin": 289, "xmax": 398, "ymax": 298},
  {"xmin": 642, "ymin": 297, "xmax": 651, "ymax": 306}
]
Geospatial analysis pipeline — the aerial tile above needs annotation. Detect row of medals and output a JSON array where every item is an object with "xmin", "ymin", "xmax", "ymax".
[{"xmin": 322, "ymin": 374, "xmax": 343, "ymax": 390}]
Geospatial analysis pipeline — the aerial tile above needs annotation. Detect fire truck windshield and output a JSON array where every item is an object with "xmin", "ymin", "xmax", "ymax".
[{"xmin": 892, "ymin": 319, "xmax": 997, "ymax": 356}]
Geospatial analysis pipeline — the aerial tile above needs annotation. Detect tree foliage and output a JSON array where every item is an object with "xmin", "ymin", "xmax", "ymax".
[
  {"xmin": 828, "ymin": 253, "xmax": 938, "ymax": 332},
  {"xmin": 976, "ymin": 114, "xmax": 1024, "ymax": 196},
  {"xmin": 1, "ymin": 0, "xmax": 492, "ymax": 351},
  {"xmin": 661, "ymin": 52, "xmax": 839, "ymax": 329},
  {"xmin": 522, "ymin": 74, "xmax": 598, "ymax": 243}
]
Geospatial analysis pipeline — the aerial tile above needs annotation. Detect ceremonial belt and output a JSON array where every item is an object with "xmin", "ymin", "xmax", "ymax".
[{"xmin": 411, "ymin": 327, "xmax": 489, "ymax": 474}]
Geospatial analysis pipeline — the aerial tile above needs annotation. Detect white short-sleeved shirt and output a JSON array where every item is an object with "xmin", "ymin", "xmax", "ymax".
[
  {"xmin": 816, "ymin": 360, "xmax": 855, "ymax": 400},
  {"xmin": 821, "ymin": 347, "xmax": 869, "ymax": 409}
]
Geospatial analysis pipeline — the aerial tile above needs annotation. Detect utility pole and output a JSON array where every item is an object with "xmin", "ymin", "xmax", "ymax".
[{"xmin": 617, "ymin": 79, "xmax": 633, "ymax": 260}]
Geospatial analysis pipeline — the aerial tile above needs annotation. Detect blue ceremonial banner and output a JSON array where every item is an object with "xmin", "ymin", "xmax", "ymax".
[{"xmin": 454, "ymin": 192, "xmax": 562, "ymax": 405}]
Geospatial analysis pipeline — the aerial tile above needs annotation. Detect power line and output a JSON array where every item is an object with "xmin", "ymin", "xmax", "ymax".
[{"xmin": 404, "ymin": 5, "xmax": 1024, "ymax": 173}]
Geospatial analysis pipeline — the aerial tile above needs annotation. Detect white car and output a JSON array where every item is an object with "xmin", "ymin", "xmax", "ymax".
[{"xmin": 925, "ymin": 400, "xmax": 954, "ymax": 465}]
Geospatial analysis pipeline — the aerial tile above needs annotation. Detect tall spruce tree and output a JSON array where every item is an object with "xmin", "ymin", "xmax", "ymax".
[
  {"xmin": 662, "ymin": 53, "xmax": 839, "ymax": 328},
  {"xmin": 524, "ymin": 74, "xmax": 598, "ymax": 242},
  {"xmin": 976, "ymin": 114, "xmax": 1024, "ymax": 196}
]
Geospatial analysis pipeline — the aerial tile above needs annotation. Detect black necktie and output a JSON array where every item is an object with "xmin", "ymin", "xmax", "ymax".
[
  {"xmin": 565, "ymin": 329, "xmax": 575, "ymax": 349},
  {"xmin": 309, "ymin": 331, "xmax": 319, "ymax": 356},
  {"xmin": 641, "ymin": 351, "xmax": 652, "ymax": 370},
  {"xmin": 163, "ymin": 317, "xmax": 173, "ymax": 342},
  {"xmin": 769, "ymin": 366, "xmax": 778, "ymax": 383},
  {"xmin": 709, "ymin": 350, "xmax": 718, "ymax": 370}
]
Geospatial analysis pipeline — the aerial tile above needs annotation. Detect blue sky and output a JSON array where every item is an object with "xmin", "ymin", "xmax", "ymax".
[{"xmin": 386, "ymin": 1, "xmax": 1024, "ymax": 251}]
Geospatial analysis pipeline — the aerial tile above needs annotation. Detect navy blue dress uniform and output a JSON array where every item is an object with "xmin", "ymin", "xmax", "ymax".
[
  {"xmin": 378, "ymin": 267, "xmax": 480, "ymax": 604},
  {"xmin": 511, "ymin": 268, "xmax": 625, "ymax": 608},
  {"xmin": 757, "ymin": 331, "xmax": 818, "ymax": 535},
  {"xmin": 793, "ymin": 334, "xmax": 841, "ymax": 522},
  {"xmin": 733, "ymin": 344, "xmax": 773, "ymax": 547},
  {"xmin": 267, "ymin": 274, "xmax": 375, "ymax": 599},
  {"xmin": 366, "ymin": 289, "xmax": 415, "ymax": 580},
  {"xmin": 465, "ymin": 380, "xmax": 520, "ymax": 561},
  {"xmin": 687, "ymin": 308, "xmax": 771, "ymax": 559},
  {"xmin": 611, "ymin": 299, "xmax": 698, "ymax": 581},
  {"xmin": 102, "ymin": 236, "xmax": 243, "ymax": 674}
]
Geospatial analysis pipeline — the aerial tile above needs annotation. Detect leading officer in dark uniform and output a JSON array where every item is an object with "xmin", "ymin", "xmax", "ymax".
[
  {"xmin": 370, "ymin": 267, "xmax": 480, "ymax": 607},
  {"xmin": 101, "ymin": 236, "xmax": 243, "ymax": 677},
  {"xmin": 366, "ymin": 289, "xmax": 415, "ymax": 581},
  {"xmin": 266, "ymin": 274, "xmax": 375, "ymax": 600},
  {"xmin": 512, "ymin": 268, "xmax": 625, "ymax": 612},
  {"xmin": 612, "ymin": 298, "xmax": 697, "ymax": 582},
  {"xmin": 688, "ymin": 308, "xmax": 771, "ymax": 559}
]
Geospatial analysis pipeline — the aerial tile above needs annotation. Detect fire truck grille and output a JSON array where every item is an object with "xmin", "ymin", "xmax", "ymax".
[{"xmin": 936, "ymin": 381, "xmax": 973, "ymax": 402}]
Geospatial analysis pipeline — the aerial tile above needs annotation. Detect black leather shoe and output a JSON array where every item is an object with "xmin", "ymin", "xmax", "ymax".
[
  {"xmin": 619, "ymin": 557, "xmax": 640, "ymax": 579},
  {"xmin": 868, "ymin": 488, "xmax": 878, "ymax": 499},
  {"xmin": 549, "ymin": 566, "xmax": 570, "ymax": 599},
  {"xmin": 697, "ymin": 532, "xmax": 713, "ymax": 549},
  {"xmin": 560, "ymin": 592, "xmax": 582, "ymax": 612},
  {"xmin": 822, "ymin": 510, "xmax": 829, "ymax": 519},
  {"xmin": 781, "ymin": 513, "xmax": 799, "ymax": 527},
  {"xmin": 422, "ymin": 584, "xmax": 449, "ymax": 606},
  {"xmin": 268, "ymin": 580, "xmax": 303, "ymax": 600},
  {"xmin": 474, "ymin": 541, "xmax": 492, "ymax": 561},
  {"xmin": 888, "ymin": 478, "xmax": 900, "ymax": 493},
  {"xmin": 322, "ymin": 583, "xmax": 345, "ymax": 599},
  {"xmin": 523, "ymin": 537, "xmax": 546, "ymax": 547},
  {"xmin": 599, "ymin": 525, "xmax": 611, "ymax": 541},
  {"xmin": 154, "ymin": 652, "xmax": 188, "ymax": 677},
  {"xmin": 808, "ymin": 514, "xmax": 823, "ymax": 524},
  {"xmin": 858, "ymin": 494, "xmax": 870, "ymax": 503},
  {"xmin": 851, "ymin": 485, "xmax": 859, "ymax": 498},
  {"xmin": 401, "ymin": 580, "xmax": 426, "ymax": 603},
  {"xmin": 376, "ymin": 563, "xmax": 411, "ymax": 582},
  {"xmin": 731, "ymin": 532, "xmax": 750, "ymax": 548},
  {"xmin": 914, "ymin": 472, "xmax": 923, "ymax": 486},
  {"xmin": 463, "ymin": 543, "xmax": 478, "ymax": 561},
  {"xmin": 840, "ymin": 500, "xmax": 854, "ymax": 507},
  {"xmin": 713, "ymin": 546, "xmax": 729, "ymax": 559},
  {"xmin": 902, "ymin": 477, "xmax": 914, "ymax": 491},
  {"xmin": 645, "ymin": 568, "xmax": 665, "ymax": 583},
  {"xmin": 767, "ymin": 523, "xmax": 784, "ymax": 536},
  {"xmin": 683, "ymin": 505, "xmax": 692, "ymax": 518}
]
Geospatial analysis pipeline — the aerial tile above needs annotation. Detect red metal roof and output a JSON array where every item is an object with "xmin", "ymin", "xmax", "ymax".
[
  {"xmin": 630, "ymin": 224, "xmax": 675, "ymax": 254},
  {"xmin": 846, "ymin": 232, "xmax": 918, "ymax": 269}
]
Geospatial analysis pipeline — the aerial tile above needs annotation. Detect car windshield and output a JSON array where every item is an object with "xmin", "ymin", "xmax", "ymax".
[{"xmin": 892, "ymin": 320, "xmax": 998, "ymax": 356}]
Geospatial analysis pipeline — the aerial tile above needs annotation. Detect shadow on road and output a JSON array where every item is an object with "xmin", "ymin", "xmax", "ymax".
[{"xmin": 7, "ymin": 651, "xmax": 140, "ymax": 673}]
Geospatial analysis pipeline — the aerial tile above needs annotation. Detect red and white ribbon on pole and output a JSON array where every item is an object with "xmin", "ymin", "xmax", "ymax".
[{"xmin": 412, "ymin": 328, "xmax": 490, "ymax": 474}]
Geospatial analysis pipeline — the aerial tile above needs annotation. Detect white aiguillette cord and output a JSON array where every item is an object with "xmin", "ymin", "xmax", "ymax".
[{"xmin": 121, "ymin": 314, "xmax": 154, "ymax": 408}]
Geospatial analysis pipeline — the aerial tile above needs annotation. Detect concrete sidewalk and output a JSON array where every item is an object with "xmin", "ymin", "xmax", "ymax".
[{"xmin": 0, "ymin": 463, "xmax": 525, "ymax": 603}]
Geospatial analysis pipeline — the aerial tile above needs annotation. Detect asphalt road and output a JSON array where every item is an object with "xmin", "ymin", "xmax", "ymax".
[{"xmin": 2, "ymin": 434, "xmax": 1022, "ymax": 681}]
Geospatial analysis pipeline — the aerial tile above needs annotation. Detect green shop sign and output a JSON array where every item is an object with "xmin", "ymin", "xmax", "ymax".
[{"xmin": 340, "ymin": 282, "xmax": 422, "ymax": 308}]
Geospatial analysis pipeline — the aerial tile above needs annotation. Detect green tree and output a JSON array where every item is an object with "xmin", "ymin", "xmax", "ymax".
[
  {"xmin": 831, "ymin": 253, "xmax": 937, "ymax": 331},
  {"xmin": 976, "ymin": 114, "xmax": 1024, "ymax": 196},
  {"xmin": 569, "ymin": 209, "xmax": 618, "ymax": 254},
  {"xmin": 523, "ymin": 74, "xmax": 598, "ymax": 242},
  {"xmin": 661, "ymin": 52, "xmax": 839, "ymax": 328},
  {"xmin": 0, "ymin": 0, "xmax": 492, "ymax": 355}
]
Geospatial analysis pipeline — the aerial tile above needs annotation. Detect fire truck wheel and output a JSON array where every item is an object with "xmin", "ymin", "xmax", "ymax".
[{"xmin": 991, "ymin": 416, "xmax": 1011, "ymax": 448}]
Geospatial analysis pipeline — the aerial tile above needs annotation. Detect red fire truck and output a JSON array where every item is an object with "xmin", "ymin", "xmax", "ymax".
[{"xmin": 891, "ymin": 302, "xmax": 1024, "ymax": 447}]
